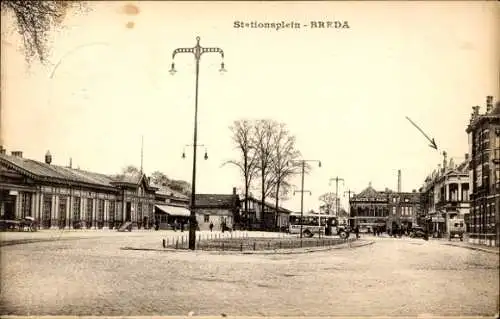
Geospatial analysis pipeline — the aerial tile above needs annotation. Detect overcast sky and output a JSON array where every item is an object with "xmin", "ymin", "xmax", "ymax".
[{"xmin": 1, "ymin": 1, "xmax": 498, "ymax": 212}]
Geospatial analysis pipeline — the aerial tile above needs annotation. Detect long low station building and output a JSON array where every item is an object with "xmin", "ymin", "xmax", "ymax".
[{"xmin": 0, "ymin": 148, "xmax": 157, "ymax": 230}]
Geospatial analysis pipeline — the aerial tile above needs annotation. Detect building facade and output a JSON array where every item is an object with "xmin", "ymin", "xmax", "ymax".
[
  {"xmin": 0, "ymin": 149, "xmax": 157, "ymax": 230},
  {"xmin": 154, "ymin": 184, "xmax": 190, "ymax": 229},
  {"xmin": 240, "ymin": 195, "xmax": 292, "ymax": 231},
  {"xmin": 195, "ymin": 188, "xmax": 241, "ymax": 231},
  {"xmin": 465, "ymin": 96, "xmax": 500, "ymax": 247},
  {"xmin": 419, "ymin": 153, "xmax": 470, "ymax": 237},
  {"xmin": 350, "ymin": 182, "xmax": 420, "ymax": 233}
]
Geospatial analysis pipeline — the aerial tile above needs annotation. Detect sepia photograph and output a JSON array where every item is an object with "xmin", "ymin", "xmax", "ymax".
[{"xmin": 0, "ymin": 1, "xmax": 499, "ymax": 317}]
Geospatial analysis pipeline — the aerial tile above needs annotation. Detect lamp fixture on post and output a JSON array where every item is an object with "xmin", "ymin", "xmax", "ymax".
[
  {"xmin": 171, "ymin": 37, "xmax": 225, "ymax": 251},
  {"xmin": 182, "ymin": 144, "xmax": 208, "ymax": 161}
]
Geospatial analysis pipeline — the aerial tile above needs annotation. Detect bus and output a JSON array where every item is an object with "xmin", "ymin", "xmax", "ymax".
[{"xmin": 288, "ymin": 213, "xmax": 350, "ymax": 238}]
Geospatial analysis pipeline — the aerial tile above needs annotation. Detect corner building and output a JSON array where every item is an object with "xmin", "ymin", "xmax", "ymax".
[{"xmin": 466, "ymin": 96, "xmax": 500, "ymax": 247}]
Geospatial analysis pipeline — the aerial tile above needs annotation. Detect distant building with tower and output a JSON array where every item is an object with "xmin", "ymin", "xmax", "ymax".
[{"xmin": 349, "ymin": 177, "xmax": 420, "ymax": 233}]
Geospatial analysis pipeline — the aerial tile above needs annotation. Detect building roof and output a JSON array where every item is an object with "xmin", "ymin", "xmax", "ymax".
[
  {"xmin": 352, "ymin": 183, "xmax": 387, "ymax": 201},
  {"xmin": 0, "ymin": 153, "xmax": 156, "ymax": 191},
  {"xmin": 154, "ymin": 184, "xmax": 189, "ymax": 200},
  {"xmin": 243, "ymin": 195, "xmax": 293, "ymax": 213},
  {"xmin": 195, "ymin": 194, "xmax": 240, "ymax": 209},
  {"xmin": 467, "ymin": 100, "xmax": 500, "ymax": 132}
]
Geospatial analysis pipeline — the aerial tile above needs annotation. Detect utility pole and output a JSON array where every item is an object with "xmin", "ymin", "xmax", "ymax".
[
  {"xmin": 344, "ymin": 189, "xmax": 355, "ymax": 227},
  {"xmin": 170, "ymin": 37, "xmax": 226, "ymax": 250},
  {"xmin": 290, "ymin": 159, "xmax": 322, "ymax": 239},
  {"xmin": 329, "ymin": 177, "xmax": 345, "ymax": 217}
]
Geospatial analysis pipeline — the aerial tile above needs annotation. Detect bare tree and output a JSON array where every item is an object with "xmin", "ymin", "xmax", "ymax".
[
  {"xmin": 318, "ymin": 192, "xmax": 338, "ymax": 215},
  {"xmin": 1, "ymin": 0, "xmax": 89, "ymax": 64},
  {"xmin": 122, "ymin": 165, "xmax": 140, "ymax": 175},
  {"xmin": 253, "ymin": 119, "xmax": 279, "ymax": 226},
  {"xmin": 223, "ymin": 120, "xmax": 258, "ymax": 227},
  {"xmin": 270, "ymin": 123, "xmax": 301, "ymax": 228}
]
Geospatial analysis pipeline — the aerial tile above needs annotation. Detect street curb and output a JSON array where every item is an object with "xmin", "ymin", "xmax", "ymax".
[
  {"xmin": 0, "ymin": 236, "xmax": 92, "ymax": 247},
  {"xmin": 235, "ymin": 240, "xmax": 375, "ymax": 255},
  {"xmin": 121, "ymin": 240, "xmax": 375, "ymax": 255},
  {"xmin": 442, "ymin": 242, "xmax": 499, "ymax": 255}
]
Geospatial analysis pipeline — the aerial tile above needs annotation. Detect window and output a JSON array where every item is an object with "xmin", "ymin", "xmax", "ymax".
[
  {"xmin": 109, "ymin": 201, "xmax": 115, "ymax": 228},
  {"xmin": 476, "ymin": 165, "xmax": 482, "ymax": 187},
  {"xmin": 97, "ymin": 199, "xmax": 104, "ymax": 229},
  {"xmin": 204, "ymin": 214, "xmax": 210, "ymax": 222},
  {"xmin": 137, "ymin": 203, "xmax": 143, "ymax": 228},
  {"xmin": 138, "ymin": 202, "xmax": 143, "ymax": 220},
  {"xmin": 392, "ymin": 207, "xmax": 396, "ymax": 215},
  {"xmin": 42, "ymin": 196, "xmax": 52, "ymax": 228},
  {"xmin": 73, "ymin": 197, "xmax": 81, "ymax": 228},
  {"xmin": 86, "ymin": 198, "xmax": 93, "ymax": 228},
  {"xmin": 20, "ymin": 193, "xmax": 32, "ymax": 218},
  {"xmin": 58, "ymin": 196, "xmax": 67, "ymax": 228}
]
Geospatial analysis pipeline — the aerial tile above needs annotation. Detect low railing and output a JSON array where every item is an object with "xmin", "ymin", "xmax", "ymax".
[{"xmin": 161, "ymin": 231, "xmax": 356, "ymax": 251}]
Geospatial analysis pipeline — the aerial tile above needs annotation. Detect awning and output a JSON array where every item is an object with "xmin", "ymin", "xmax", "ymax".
[{"xmin": 155, "ymin": 205, "xmax": 191, "ymax": 217}]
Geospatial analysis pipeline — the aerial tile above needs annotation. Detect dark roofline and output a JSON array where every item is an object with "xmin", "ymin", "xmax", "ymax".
[
  {"xmin": 1, "ymin": 154, "xmax": 154, "ymax": 192},
  {"xmin": 195, "ymin": 194, "xmax": 240, "ymax": 209},
  {"xmin": 243, "ymin": 195, "xmax": 293, "ymax": 213},
  {"xmin": 1, "ymin": 156, "xmax": 119, "ymax": 192}
]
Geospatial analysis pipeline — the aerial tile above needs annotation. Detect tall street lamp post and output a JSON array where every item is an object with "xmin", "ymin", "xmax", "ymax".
[
  {"xmin": 170, "ymin": 37, "xmax": 226, "ymax": 250},
  {"xmin": 290, "ymin": 159, "xmax": 322, "ymax": 239}
]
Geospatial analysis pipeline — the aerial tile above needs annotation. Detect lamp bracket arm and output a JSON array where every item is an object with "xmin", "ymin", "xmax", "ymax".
[{"xmin": 172, "ymin": 48, "xmax": 195, "ymax": 59}]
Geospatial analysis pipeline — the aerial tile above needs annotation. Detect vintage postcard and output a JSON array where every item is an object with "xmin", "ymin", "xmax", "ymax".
[{"xmin": 1, "ymin": 1, "xmax": 499, "ymax": 318}]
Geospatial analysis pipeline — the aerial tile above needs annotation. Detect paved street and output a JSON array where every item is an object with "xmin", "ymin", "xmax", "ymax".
[{"xmin": 1, "ymin": 232, "xmax": 498, "ymax": 317}]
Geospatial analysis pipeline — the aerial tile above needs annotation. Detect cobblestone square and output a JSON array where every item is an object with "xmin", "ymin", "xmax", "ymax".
[{"xmin": 1, "ymin": 231, "xmax": 498, "ymax": 316}]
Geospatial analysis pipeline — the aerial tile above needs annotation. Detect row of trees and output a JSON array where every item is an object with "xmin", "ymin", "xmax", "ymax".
[
  {"xmin": 121, "ymin": 165, "xmax": 191, "ymax": 196},
  {"xmin": 225, "ymin": 119, "xmax": 307, "ymax": 225}
]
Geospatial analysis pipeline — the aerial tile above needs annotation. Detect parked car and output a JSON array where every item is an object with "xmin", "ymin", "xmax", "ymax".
[
  {"xmin": 409, "ymin": 226, "xmax": 428, "ymax": 240},
  {"xmin": 448, "ymin": 219, "xmax": 465, "ymax": 241}
]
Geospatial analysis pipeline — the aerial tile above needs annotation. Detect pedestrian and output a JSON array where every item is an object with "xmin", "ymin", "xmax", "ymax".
[
  {"xmin": 355, "ymin": 225, "xmax": 360, "ymax": 239},
  {"xmin": 221, "ymin": 220, "xmax": 225, "ymax": 233},
  {"xmin": 180, "ymin": 221, "xmax": 184, "ymax": 232},
  {"xmin": 209, "ymin": 221, "xmax": 214, "ymax": 232}
]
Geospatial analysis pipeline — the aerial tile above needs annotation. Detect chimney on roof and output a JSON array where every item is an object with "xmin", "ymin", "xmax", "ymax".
[
  {"xmin": 486, "ymin": 96, "xmax": 493, "ymax": 113},
  {"xmin": 233, "ymin": 187, "xmax": 237, "ymax": 195},
  {"xmin": 473, "ymin": 105, "xmax": 480, "ymax": 117},
  {"xmin": 465, "ymin": 153, "xmax": 469, "ymax": 160},
  {"xmin": 45, "ymin": 150, "xmax": 52, "ymax": 165},
  {"xmin": 11, "ymin": 151, "xmax": 23, "ymax": 158},
  {"xmin": 69, "ymin": 157, "xmax": 72, "ymax": 168},
  {"xmin": 412, "ymin": 189, "xmax": 416, "ymax": 193},
  {"xmin": 0, "ymin": 146, "xmax": 5, "ymax": 155}
]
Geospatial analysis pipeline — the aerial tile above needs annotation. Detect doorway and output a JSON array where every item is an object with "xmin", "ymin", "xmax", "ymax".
[{"xmin": 126, "ymin": 202, "xmax": 131, "ymax": 222}]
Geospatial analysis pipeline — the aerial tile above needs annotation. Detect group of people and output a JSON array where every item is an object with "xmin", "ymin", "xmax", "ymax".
[{"xmin": 208, "ymin": 220, "xmax": 232, "ymax": 233}]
